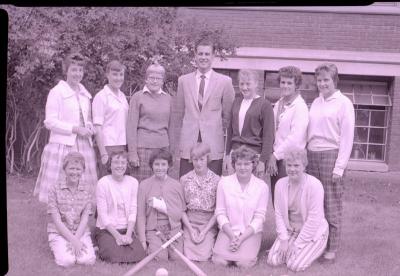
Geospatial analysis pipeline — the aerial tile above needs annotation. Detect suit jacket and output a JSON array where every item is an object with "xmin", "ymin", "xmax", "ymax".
[{"xmin": 175, "ymin": 70, "xmax": 235, "ymax": 160}]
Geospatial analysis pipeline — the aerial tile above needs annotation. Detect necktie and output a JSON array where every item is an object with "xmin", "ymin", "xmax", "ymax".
[{"xmin": 198, "ymin": 75, "xmax": 205, "ymax": 111}]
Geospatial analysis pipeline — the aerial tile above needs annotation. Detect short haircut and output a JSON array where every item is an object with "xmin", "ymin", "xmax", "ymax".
[
  {"xmin": 195, "ymin": 38, "xmax": 215, "ymax": 53},
  {"xmin": 238, "ymin": 69, "xmax": 259, "ymax": 84},
  {"xmin": 62, "ymin": 151, "xmax": 85, "ymax": 171},
  {"xmin": 315, "ymin": 63, "xmax": 339, "ymax": 88},
  {"xmin": 106, "ymin": 150, "xmax": 129, "ymax": 175},
  {"xmin": 278, "ymin": 66, "xmax": 303, "ymax": 88},
  {"xmin": 62, "ymin": 52, "xmax": 86, "ymax": 75},
  {"xmin": 145, "ymin": 63, "xmax": 166, "ymax": 79},
  {"xmin": 283, "ymin": 148, "xmax": 308, "ymax": 167},
  {"xmin": 149, "ymin": 149, "xmax": 173, "ymax": 168},
  {"xmin": 231, "ymin": 145, "xmax": 259, "ymax": 170},
  {"xmin": 190, "ymin": 142, "xmax": 211, "ymax": 162},
  {"xmin": 106, "ymin": 60, "xmax": 126, "ymax": 73},
  {"xmin": 109, "ymin": 150, "xmax": 128, "ymax": 162}
]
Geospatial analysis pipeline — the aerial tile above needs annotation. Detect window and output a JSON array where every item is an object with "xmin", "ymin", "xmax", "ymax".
[{"xmin": 214, "ymin": 69, "xmax": 239, "ymax": 93}]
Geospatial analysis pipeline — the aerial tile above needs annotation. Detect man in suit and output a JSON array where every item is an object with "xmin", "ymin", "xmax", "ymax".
[{"xmin": 175, "ymin": 39, "xmax": 235, "ymax": 177}]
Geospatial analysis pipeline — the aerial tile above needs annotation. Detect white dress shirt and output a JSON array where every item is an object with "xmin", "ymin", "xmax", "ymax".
[
  {"xmin": 238, "ymin": 98, "xmax": 254, "ymax": 135},
  {"xmin": 215, "ymin": 174, "xmax": 269, "ymax": 234},
  {"xmin": 307, "ymin": 90, "xmax": 355, "ymax": 176},
  {"xmin": 92, "ymin": 85, "xmax": 129, "ymax": 146},
  {"xmin": 273, "ymin": 94, "xmax": 309, "ymax": 160}
]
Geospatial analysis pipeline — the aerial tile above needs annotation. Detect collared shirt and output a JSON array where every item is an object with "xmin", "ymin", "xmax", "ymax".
[
  {"xmin": 92, "ymin": 85, "xmax": 129, "ymax": 146},
  {"xmin": 181, "ymin": 169, "xmax": 220, "ymax": 212},
  {"xmin": 215, "ymin": 174, "xmax": 269, "ymax": 234},
  {"xmin": 308, "ymin": 90, "xmax": 355, "ymax": 176},
  {"xmin": 47, "ymin": 180, "xmax": 93, "ymax": 234},
  {"xmin": 195, "ymin": 69, "xmax": 212, "ymax": 100},
  {"xmin": 273, "ymin": 94, "xmax": 309, "ymax": 160},
  {"xmin": 142, "ymin": 85, "xmax": 167, "ymax": 95}
]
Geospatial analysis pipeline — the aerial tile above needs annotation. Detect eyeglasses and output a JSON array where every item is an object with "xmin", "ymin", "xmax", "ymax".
[{"xmin": 147, "ymin": 76, "xmax": 163, "ymax": 82}]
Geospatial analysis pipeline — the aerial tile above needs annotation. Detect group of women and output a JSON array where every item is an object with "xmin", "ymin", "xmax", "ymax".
[{"xmin": 34, "ymin": 52, "xmax": 354, "ymax": 272}]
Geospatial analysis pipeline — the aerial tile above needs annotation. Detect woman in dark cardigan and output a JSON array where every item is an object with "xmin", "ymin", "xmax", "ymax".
[{"xmin": 224, "ymin": 69, "xmax": 274, "ymax": 178}]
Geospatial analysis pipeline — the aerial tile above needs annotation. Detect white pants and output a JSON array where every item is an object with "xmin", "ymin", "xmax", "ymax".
[
  {"xmin": 48, "ymin": 232, "xmax": 96, "ymax": 267},
  {"xmin": 267, "ymin": 231, "xmax": 328, "ymax": 272}
]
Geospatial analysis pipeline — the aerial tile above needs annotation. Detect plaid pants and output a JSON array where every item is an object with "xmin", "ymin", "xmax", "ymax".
[{"xmin": 306, "ymin": 149, "xmax": 344, "ymax": 252}]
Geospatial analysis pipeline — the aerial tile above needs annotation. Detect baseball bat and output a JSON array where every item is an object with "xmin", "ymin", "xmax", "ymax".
[
  {"xmin": 156, "ymin": 231, "xmax": 207, "ymax": 276},
  {"xmin": 122, "ymin": 231, "xmax": 183, "ymax": 276}
]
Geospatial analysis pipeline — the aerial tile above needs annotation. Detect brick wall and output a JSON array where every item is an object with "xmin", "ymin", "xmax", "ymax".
[
  {"xmin": 387, "ymin": 77, "xmax": 400, "ymax": 171},
  {"xmin": 180, "ymin": 8, "xmax": 400, "ymax": 53}
]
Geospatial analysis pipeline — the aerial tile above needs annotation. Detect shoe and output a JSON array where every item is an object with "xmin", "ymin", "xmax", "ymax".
[{"xmin": 318, "ymin": 252, "xmax": 336, "ymax": 264}]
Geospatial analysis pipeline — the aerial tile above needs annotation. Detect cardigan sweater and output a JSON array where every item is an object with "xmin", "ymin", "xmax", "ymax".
[
  {"xmin": 96, "ymin": 175, "xmax": 139, "ymax": 229},
  {"xmin": 136, "ymin": 175, "xmax": 185, "ymax": 243},
  {"xmin": 226, "ymin": 96, "xmax": 274, "ymax": 163},
  {"xmin": 274, "ymin": 173, "xmax": 328, "ymax": 249}
]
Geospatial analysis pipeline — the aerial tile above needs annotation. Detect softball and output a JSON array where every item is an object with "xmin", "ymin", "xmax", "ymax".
[{"xmin": 155, "ymin": 267, "xmax": 169, "ymax": 276}]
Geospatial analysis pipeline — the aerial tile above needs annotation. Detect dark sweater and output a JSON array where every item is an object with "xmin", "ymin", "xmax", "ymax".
[{"xmin": 226, "ymin": 96, "xmax": 275, "ymax": 163}]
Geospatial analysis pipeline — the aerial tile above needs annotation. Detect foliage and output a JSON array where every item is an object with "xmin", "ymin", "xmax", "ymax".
[{"xmin": 3, "ymin": 6, "xmax": 236, "ymax": 175}]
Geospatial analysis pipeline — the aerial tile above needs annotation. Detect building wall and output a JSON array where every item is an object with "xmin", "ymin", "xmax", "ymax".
[
  {"xmin": 387, "ymin": 76, "xmax": 400, "ymax": 171},
  {"xmin": 180, "ymin": 7, "xmax": 400, "ymax": 53}
]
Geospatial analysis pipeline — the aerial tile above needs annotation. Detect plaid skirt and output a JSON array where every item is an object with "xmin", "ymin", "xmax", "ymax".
[
  {"xmin": 34, "ymin": 137, "xmax": 98, "ymax": 203},
  {"xmin": 130, "ymin": 147, "xmax": 168, "ymax": 183},
  {"xmin": 306, "ymin": 149, "xmax": 344, "ymax": 252}
]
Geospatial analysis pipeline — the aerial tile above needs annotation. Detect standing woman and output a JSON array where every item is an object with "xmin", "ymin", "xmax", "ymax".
[
  {"xmin": 267, "ymin": 66, "xmax": 309, "ymax": 205},
  {"xmin": 213, "ymin": 145, "xmax": 269, "ymax": 268},
  {"xmin": 92, "ymin": 60, "xmax": 129, "ymax": 177},
  {"xmin": 136, "ymin": 149, "xmax": 185, "ymax": 260},
  {"xmin": 181, "ymin": 143, "xmax": 220, "ymax": 261},
  {"xmin": 224, "ymin": 69, "xmax": 274, "ymax": 178},
  {"xmin": 307, "ymin": 63, "xmax": 355, "ymax": 263},
  {"xmin": 126, "ymin": 63, "xmax": 172, "ymax": 183},
  {"xmin": 34, "ymin": 53, "xmax": 98, "ymax": 203}
]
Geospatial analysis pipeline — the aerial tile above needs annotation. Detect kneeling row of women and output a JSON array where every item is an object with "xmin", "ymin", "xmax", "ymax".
[{"xmin": 48, "ymin": 143, "xmax": 328, "ymax": 272}]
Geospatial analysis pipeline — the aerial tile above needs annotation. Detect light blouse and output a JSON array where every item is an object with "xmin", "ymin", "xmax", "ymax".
[{"xmin": 215, "ymin": 174, "xmax": 269, "ymax": 234}]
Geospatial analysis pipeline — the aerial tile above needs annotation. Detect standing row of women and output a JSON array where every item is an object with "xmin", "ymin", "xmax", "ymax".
[{"xmin": 34, "ymin": 51, "xmax": 354, "ymax": 271}]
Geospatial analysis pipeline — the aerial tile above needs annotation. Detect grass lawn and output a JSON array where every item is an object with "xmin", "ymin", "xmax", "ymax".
[{"xmin": 6, "ymin": 171, "xmax": 400, "ymax": 276}]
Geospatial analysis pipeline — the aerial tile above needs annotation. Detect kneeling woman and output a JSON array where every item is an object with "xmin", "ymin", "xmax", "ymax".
[
  {"xmin": 94, "ymin": 151, "xmax": 146, "ymax": 263},
  {"xmin": 212, "ymin": 145, "xmax": 269, "ymax": 268},
  {"xmin": 181, "ymin": 143, "xmax": 220, "ymax": 261},
  {"xmin": 47, "ymin": 151, "xmax": 96, "ymax": 267},
  {"xmin": 137, "ymin": 149, "xmax": 185, "ymax": 260},
  {"xmin": 267, "ymin": 149, "xmax": 328, "ymax": 272}
]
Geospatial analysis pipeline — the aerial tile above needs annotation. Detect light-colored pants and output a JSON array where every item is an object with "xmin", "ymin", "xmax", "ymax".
[
  {"xmin": 267, "ymin": 231, "xmax": 328, "ymax": 272},
  {"xmin": 48, "ymin": 232, "xmax": 96, "ymax": 267}
]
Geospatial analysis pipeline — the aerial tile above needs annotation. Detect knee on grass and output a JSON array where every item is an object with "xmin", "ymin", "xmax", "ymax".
[
  {"xmin": 211, "ymin": 254, "xmax": 229, "ymax": 266},
  {"xmin": 55, "ymin": 254, "xmax": 76, "ymax": 267}
]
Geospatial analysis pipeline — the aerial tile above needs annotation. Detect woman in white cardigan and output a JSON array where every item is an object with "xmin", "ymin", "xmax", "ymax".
[
  {"xmin": 34, "ymin": 53, "xmax": 97, "ymax": 203},
  {"xmin": 94, "ymin": 151, "xmax": 145, "ymax": 263},
  {"xmin": 267, "ymin": 148, "xmax": 328, "ymax": 272}
]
